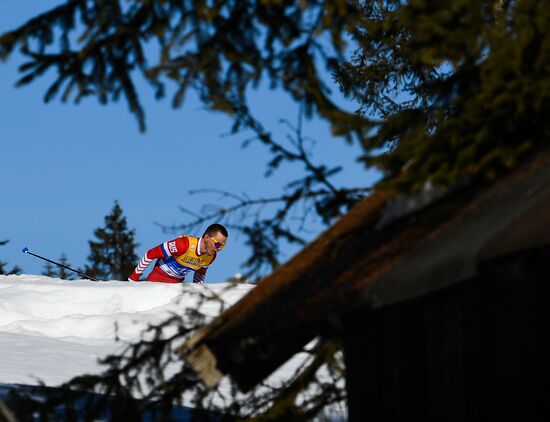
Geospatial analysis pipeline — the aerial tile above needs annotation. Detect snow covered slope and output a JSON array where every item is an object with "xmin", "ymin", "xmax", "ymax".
[{"xmin": 0, "ymin": 274, "xmax": 254, "ymax": 386}]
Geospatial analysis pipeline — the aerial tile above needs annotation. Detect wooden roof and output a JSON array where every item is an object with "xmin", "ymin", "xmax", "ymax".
[{"xmin": 178, "ymin": 150, "xmax": 550, "ymax": 391}]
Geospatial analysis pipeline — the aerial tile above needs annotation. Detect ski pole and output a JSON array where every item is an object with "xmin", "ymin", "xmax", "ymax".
[{"xmin": 21, "ymin": 247, "xmax": 100, "ymax": 281}]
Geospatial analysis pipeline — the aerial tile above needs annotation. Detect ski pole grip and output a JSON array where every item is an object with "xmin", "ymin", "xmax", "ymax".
[{"xmin": 22, "ymin": 247, "xmax": 29, "ymax": 254}]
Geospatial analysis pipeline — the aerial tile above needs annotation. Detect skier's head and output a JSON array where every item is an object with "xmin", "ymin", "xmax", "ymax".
[{"xmin": 202, "ymin": 224, "xmax": 228, "ymax": 256}]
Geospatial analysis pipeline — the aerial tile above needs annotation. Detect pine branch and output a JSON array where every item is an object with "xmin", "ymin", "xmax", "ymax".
[{"xmin": 1, "ymin": 0, "xmax": 369, "ymax": 137}]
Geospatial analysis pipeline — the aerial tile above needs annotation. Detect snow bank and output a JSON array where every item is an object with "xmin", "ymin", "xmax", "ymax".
[
  {"xmin": 0, "ymin": 275, "xmax": 346, "ymax": 421},
  {"xmin": 0, "ymin": 274, "xmax": 254, "ymax": 385}
]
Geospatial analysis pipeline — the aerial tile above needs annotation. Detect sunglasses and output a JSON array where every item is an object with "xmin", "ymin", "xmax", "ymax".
[{"xmin": 209, "ymin": 235, "xmax": 225, "ymax": 250}]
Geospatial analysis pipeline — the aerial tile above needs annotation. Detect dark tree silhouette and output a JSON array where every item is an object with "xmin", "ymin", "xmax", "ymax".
[
  {"xmin": 42, "ymin": 253, "xmax": 76, "ymax": 280},
  {"xmin": 0, "ymin": 239, "xmax": 21, "ymax": 275},
  {"xmin": 83, "ymin": 201, "xmax": 139, "ymax": 280},
  {"xmin": 336, "ymin": 0, "xmax": 548, "ymax": 191}
]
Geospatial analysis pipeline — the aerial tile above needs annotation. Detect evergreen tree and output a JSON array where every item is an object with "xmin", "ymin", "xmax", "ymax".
[
  {"xmin": 83, "ymin": 201, "xmax": 138, "ymax": 281},
  {"xmin": 42, "ymin": 253, "xmax": 75, "ymax": 280},
  {"xmin": 335, "ymin": 0, "xmax": 549, "ymax": 191},
  {"xmin": 42, "ymin": 261, "xmax": 55, "ymax": 278},
  {"xmin": 0, "ymin": 239, "xmax": 21, "ymax": 275}
]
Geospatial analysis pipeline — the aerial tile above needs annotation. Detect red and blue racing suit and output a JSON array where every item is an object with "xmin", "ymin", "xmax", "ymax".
[{"xmin": 129, "ymin": 235, "xmax": 215, "ymax": 283}]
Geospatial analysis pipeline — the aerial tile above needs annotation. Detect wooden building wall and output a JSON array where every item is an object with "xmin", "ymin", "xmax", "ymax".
[{"xmin": 342, "ymin": 247, "xmax": 548, "ymax": 422}]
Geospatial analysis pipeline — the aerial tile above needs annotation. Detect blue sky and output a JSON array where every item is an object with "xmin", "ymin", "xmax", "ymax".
[{"xmin": 1, "ymin": 1, "xmax": 378, "ymax": 281}]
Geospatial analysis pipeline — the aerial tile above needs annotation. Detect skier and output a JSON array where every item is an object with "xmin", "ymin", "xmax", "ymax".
[{"xmin": 128, "ymin": 223, "xmax": 228, "ymax": 284}]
